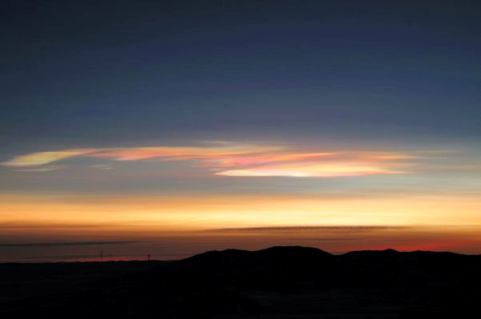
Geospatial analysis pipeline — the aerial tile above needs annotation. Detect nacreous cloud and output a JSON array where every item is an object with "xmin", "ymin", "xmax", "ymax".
[
  {"xmin": 216, "ymin": 162, "xmax": 402, "ymax": 177},
  {"xmin": 1, "ymin": 142, "xmax": 410, "ymax": 178},
  {"xmin": 2, "ymin": 149, "xmax": 95, "ymax": 167}
]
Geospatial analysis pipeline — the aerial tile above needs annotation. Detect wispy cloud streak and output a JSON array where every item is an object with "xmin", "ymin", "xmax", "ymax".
[
  {"xmin": 209, "ymin": 226, "xmax": 409, "ymax": 232},
  {"xmin": 2, "ymin": 149, "xmax": 95, "ymax": 167},
  {"xmin": 217, "ymin": 162, "xmax": 402, "ymax": 177},
  {"xmin": 1, "ymin": 142, "xmax": 411, "ymax": 178},
  {"xmin": 0, "ymin": 241, "xmax": 141, "ymax": 248}
]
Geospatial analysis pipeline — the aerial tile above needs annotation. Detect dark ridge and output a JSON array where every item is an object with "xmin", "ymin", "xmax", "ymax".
[
  {"xmin": 184, "ymin": 245, "xmax": 331, "ymax": 264},
  {"xmin": 255, "ymin": 245, "xmax": 332, "ymax": 256},
  {"xmin": 1, "ymin": 246, "xmax": 481, "ymax": 318},
  {"xmin": 184, "ymin": 248, "xmax": 250, "ymax": 262}
]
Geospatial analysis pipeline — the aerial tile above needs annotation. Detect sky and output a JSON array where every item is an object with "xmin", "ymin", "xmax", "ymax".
[{"xmin": 1, "ymin": 0, "xmax": 481, "ymax": 261}]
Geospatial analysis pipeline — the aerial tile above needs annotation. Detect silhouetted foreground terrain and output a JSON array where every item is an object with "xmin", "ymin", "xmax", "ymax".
[{"xmin": 1, "ymin": 246, "xmax": 481, "ymax": 318}]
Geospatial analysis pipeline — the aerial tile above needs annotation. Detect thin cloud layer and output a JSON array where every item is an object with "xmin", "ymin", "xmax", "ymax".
[
  {"xmin": 2, "ymin": 149, "xmax": 95, "ymax": 167},
  {"xmin": 1, "ymin": 143, "xmax": 410, "ymax": 178},
  {"xmin": 207, "ymin": 225, "xmax": 409, "ymax": 233},
  {"xmin": 0, "ymin": 240, "xmax": 141, "ymax": 247},
  {"xmin": 217, "ymin": 162, "xmax": 402, "ymax": 177}
]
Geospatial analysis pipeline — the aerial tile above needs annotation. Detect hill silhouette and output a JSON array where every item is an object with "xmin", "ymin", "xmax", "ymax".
[{"xmin": 1, "ymin": 246, "xmax": 481, "ymax": 318}]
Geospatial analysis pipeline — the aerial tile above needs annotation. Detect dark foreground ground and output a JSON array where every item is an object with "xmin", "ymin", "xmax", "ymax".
[{"xmin": 1, "ymin": 246, "xmax": 481, "ymax": 318}]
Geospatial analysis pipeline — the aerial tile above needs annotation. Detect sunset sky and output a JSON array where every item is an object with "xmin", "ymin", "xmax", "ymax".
[{"xmin": 1, "ymin": 1, "xmax": 481, "ymax": 261}]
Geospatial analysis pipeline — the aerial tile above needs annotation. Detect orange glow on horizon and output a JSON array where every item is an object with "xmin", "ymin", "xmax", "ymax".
[{"xmin": 1, "ymin": 194, "xmax": 481, "ymax": 235}]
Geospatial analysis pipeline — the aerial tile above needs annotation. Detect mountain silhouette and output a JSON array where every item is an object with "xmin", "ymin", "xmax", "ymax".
[{"xmin": 1, "ymin": 246, "xmax": 480, "ymax": 318}]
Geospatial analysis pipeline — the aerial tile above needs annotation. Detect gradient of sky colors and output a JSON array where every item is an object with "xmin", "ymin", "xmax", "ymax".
[{"xmin": 1, "ymin": 1, "xmax": 481, "ymax": 261}]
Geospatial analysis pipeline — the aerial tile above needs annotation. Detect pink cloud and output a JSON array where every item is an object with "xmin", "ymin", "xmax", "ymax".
[{"xmin": 2, "ymin": 143, "xmax": 410, "ymax": 178}]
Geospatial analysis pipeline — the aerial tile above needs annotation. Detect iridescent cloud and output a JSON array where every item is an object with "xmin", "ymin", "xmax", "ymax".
[
  {"xmin": 216, "ymin": 162, "xmax": 402, "ymax": 177},
  {"xmin": 1, "ymin": 143, "xmax": 410, "ymax": 178},
  {"xmin": 2, "ymin": 149, "xmax": 94, "ymax": 167}
]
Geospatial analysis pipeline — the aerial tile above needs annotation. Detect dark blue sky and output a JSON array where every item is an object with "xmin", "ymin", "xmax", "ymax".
[
  {"xmin": 2, "ymin": 1, "xmax": 481, "ymax": 260},
  {"xmin": 2, "ymin": 0, "xmax": 481, "ymax": 155}
]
